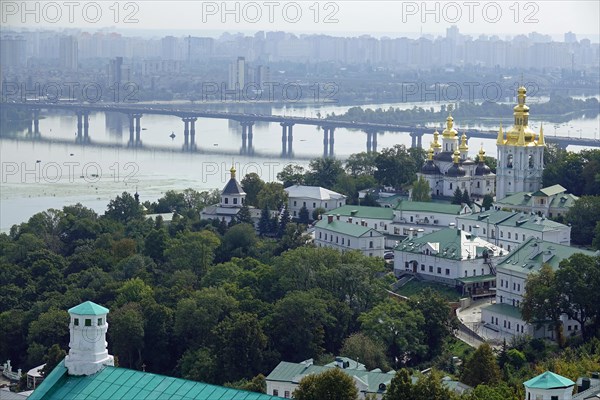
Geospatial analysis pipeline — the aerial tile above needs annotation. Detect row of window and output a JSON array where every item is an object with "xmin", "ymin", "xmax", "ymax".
[
  {"xmin": 489, "ymin": 315, "xmax": 525, "ymax": 333},
  {"xmin": 222, "ymin": 197, "xmax": 244, "ymax": 205},
  {"xmin": 499, "ymin": 279, "xmax": 521, "ymax": 292},
  {"xmin": 292, "ymin": 201, "xmax": 343, "ymax": 208},
  {"xmin": 319, "ymin": 232, "xmax": 352, "ymax": 247},
  {"xmin": 272, "ymin": 390, "xmax": 290, "ymax": 398},
  {"xmin": 73, "ymin": 318, "xmax": 103, "ymax": 326}
]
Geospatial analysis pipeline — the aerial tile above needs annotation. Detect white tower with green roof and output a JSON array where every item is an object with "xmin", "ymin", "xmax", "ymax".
[
  {"xmin": 524, "ymin": 371, "xmax": 575, "ymax": 400},
  {"xmin": 64, "ymin": 301, "xmax": 114, "ymax": 376}
]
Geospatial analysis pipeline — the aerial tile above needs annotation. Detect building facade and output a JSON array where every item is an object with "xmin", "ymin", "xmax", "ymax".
[
  {"xmin": 481, "ymin": 239, "xmax": 598, "ymax": 339},
  {"xmin": 456, "ymin": 210, "xmax": 571, "ymax": 252},
  {"xmin": 315, "ymin": 215, "xmax": 385, "ymax": 258},
  {"xmin": 285, "ymin": 185, "xmax": 346, "ymax": 219},
  {"xmin": 493, "ymin": 184, "xmax": 578, "ymax": 219},
  {"xmin": 200, "ymin": 166, "xmax": 248, "ymax": 223},
  {"xmin": 496, "ymin": 85, "xmax": 545, "ymax": 200},
  {"xmin": 394, "ymin": 227, "xmax": 503, "ymax": 297}
]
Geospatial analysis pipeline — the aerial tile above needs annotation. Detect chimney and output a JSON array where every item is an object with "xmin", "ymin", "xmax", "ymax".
[
  {"xmin": 408, "ymin": 228, "xmax": 415, "ymax": 239},
  {"xmin": 336, "ymin": 214, "xmax": 340, "ymax": 221},
  {"xmin": 417, "ymin": 229, "xmax": 424, "ymax": 238},
  {"xmin": 327, "ymin": 215, "xmax": 334, "ymax": 224},
  {"xmin": 64, "ymin": 301, "xmax": 114, "ymax": 376},
  {"xmin": 449, "ymin": 222, "xmax": 456, "ymax": 229},
  {"xmin": 348, "ymin": 217, "xmax": 353, "ymax": 223},
  {"xmin": 361, "ymin": 219, "xmax": 366, "ymax": 226},
  {"xmin": 581, "ymin": 378, "xmax": 591, "ymax": 391}
]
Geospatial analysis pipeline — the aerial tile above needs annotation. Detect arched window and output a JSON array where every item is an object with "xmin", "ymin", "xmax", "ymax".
[
  {"xmin": 528, "ymin": 154, "xmax": 534, "ymax": 168},
  {"xmin": 507, "ymin": 154, "xmax": 513, "ymax": 168}
]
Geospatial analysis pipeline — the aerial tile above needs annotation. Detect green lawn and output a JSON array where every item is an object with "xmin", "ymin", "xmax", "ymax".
[{"xmin": 395, "ymin": 279, "xmax": 462, "ymax": 302}]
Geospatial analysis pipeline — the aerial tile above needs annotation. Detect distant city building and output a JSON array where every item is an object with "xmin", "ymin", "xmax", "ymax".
[
  {"xmin": 59, "ymin": 36, "xmax": 78, "ymax": 70},
  {"xmin": 284, "ymin": 185, "xmax": 346, "ymax": 219},
  {"xmin": 315, "ymin": 214, "xmax": 385, "ymax": 258},
  {"xmin": 228, "ymin": 56, "xmax": 246, "ymax": 90},
  {"xmin": 107, "ymin": 56, "xmax": 130, "ymax": 86},
  {"xmin": 496, "ymin": 86, "xmax": 546, "ymax": 200},
  {"xmin": 0, "ymin": 35, "xmax": 27, "ymax": 68},
  {"xmin": 565, "ymin": 31, "xmax": 578, "ymax": 43},
  {"xmin": 493, "ymin": 184, "xmax": 578, "ymax": 219},
  {"xmin": 141, "ymin": 60, "xmax": 181, "ymax": 76}
]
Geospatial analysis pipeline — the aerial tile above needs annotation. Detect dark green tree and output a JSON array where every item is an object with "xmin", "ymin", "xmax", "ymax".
[
  {"xmin": 105, "ymin": 192, "xmax": 143, "ymax": 223},
  {"xmin": 41, "ymin": 344, "xmax": 66, "ymax": 376},
  {"xmin": 460, "ymin": 343, "xmax": 501, "ymax": 387},
  {"xmin": 461, "ymin": 189, "xmax": 472, "ymax": 206},
  {"xmin": 383, "ymin": 369, "xmax": 414, "ymax": 400},
  {"xmin": 278, "ymin": 207, "xmax": 290, "ymax": 238},
  {"xmin": 234, "ymin": 204, "xmax": 254, "ymax": 225},
  {"xmin": 293, "ymin": 367, "xmax": 359, "ymax": 400},
  {"xmin": 305, "ymin": 158, "xmax": 344, "ymax": 189},
  {"xmin": 277, "ymin": 164, "xmax": 306, "ymax": 187},
  {"xmin": 374, "ymin": 145, "xmax": 418, "ymax": 190},
  {"xmin": 109, "ymin": 303, "xmax": 145, "ymax": 369},
  {"xmin": 241, "ymin": 173, "xmax": 266, "ymax": 207},
  {"xmin": 298, "ymin": 205, "xmax": 310, "ymax": 224},
  {"xmin": 482, "ymin": 194, "xmax": 494, "ymax": 210},
  {"xmin": 340, "ymin": 332, "xmax": 390, "ymax": 371},
  {"xmin": 411, "ymin": 176, "xmax": 431, "ymax": 202},
  {"xmin": 258, "ymin": 205, "xmax": 272, "ymax": 236},
  {"xmin": 452, "ymin": 187, "xmax": 463, "ymax": 204},
  {"xmin": 565, "ymin": 196, "xmax": 600, "ymax": 246}
]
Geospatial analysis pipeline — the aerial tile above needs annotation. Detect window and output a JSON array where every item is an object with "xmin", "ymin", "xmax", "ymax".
[
  {"xmin": 285, "ymin": 391, "xmax": 290, "ymax": 398},
  {"xmin": 74, "ymin": 318, "xmax": 79, "ymax": 326},
  {"xmin": 508, "ymin": 232, "xmax": 511, "ymax": 239},
  {"xmin": 294, "ymin": 201, "xmax": 297, "ymax": 206},
  {"xmin": 233, "ymin": 198, "xmax": 238, "ymax": 204},
  {"xmin": 437, "ymin": 267, "xmax": 441, "ymax": 274},
  {"xmin": 429, "ymin": 265, "xmax": 433, "ymax": 273},
  {"xmin": 97, "ymin": 318, "xmax": 102, "ymax": 325},
  {"xmin": 273, "ymin": 390, "xmax": 279, "ymax": 396},
  {"xmin": 445, "ymin": 269, "xmax": 450, "ymax": 276},
  {"xmin": 465, "ymin": 271, "xmax": 468, "ymax": 277},
  {"xmin": 225, "ymin": 198, "xmax": 229, "ymax": 204},
  {"xmin": 500, "ymin": 231, "xmax": 503, "ymax": 238},
  {"xmin": 473, "ymin": 269, "xmax": 476, "ymax": 276},
  {"xmin": 421, "ymin": 265, "xmax": 425, "ymax": 271},
  {"xmin": 450, "ymin": 183, "xmax": 453, "ymax": 190},
  {"xmin": 313, "ymin": 203, "xmax": 316, "ymax": 208},
  {"xmin": 347, "ymin": 240, "xmax": 351, "ymax": 247},
  {"xmin": 303, "ymin": 201, "xmax": 306, "ymax": 207},
  {"xmin": 342, "ymin": 238, "xmax": 344, "ymax": 245},
  {"xmin": 85, "ymin": 319, "xmax": 92, "ymax": 326},
  {"xmin": 369, "ymin": 241, "xmax": 373, "ymax": 248}
]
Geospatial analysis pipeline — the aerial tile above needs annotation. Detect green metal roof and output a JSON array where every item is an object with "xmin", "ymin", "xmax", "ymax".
[
  {"xmin": 327, "ymin": 205, "xmax": 394, "ymax": 220},
  {"xmin": 68, "ymin": 301, "xmax": 109, "ymax": 316},
  {"xmin": 524, "ymin": 371, "xmax": 575, "ymax": 389},
  {"xmin": 531, "ymin": 184, "xmax": 567, "ymax": 197},
  {"xmin": 395, "ymin": 228, "xmax": 497, "ymax": 260},
  {"xmin": 395, "ymin": 200, "xmax": 464, "ymax": 215},
  {"xmin": 316, "ymin": 219, "xmax": 382, "ymax": 238},
  {"xmin": 29, "ymin": 360, "xmax": 277, "ymax": 400},
  {"xmin": 460, "ymin": 211, "xmax": 569, "ymax": 232},
  {"xmin": 266, "ymin": 361, "xmax": 393, "ymax": 394},
  {"xmin": 457, "ymin": 274, "xmax": 496, "ymax": 284},
  {"xmin": 497, "ymin": 238, "xmax": 597, "ymax": 275},
  {"xmin": 481, "ymin": 303, "xmax": 523, "ymax": 320}
]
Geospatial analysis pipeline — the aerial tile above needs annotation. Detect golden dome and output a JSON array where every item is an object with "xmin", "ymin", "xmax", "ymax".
[
  {"xmin": 432, "ymin": 129, "xmax": 442, "ymax": 148},
  {"xmin": 478, "ymin": 146, "xmax": 486, "ymax": 162},
  {"xmin": 442, "ymin": 114, "xmax": 458, "ymax": 138},
  {"xmin": 505, "ymin": 85, "xmax": 537, "ymax": 147},
  {"xmin": 452, "ymin": 150, "xmax": 461, "ymax": 164},
  {"xmin": 497, "ymin": 123, "xmax": 505, "ymax": 145},
  {"xmin": 230, "ymin": 165, "xmax": 236, "ymax": 179},
  {"xmin": 459, "ymin": 133, "xmax": 469, "ymax": 151},
  {"xmin": 427, "ymin": 148, "xmax": 434, "ymax": 160}
]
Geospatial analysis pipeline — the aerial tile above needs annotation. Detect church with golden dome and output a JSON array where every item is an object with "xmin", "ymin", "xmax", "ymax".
[
  {"xmin": 418, "ymin": 85, "xmax": 545, "ymax": 201},
  {"xmin": 495, "ymin": 86, "xmax": 545, "ymax": 200}
]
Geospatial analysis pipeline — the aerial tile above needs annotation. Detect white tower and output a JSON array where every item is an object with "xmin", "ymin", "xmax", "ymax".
[
  {"xmin": 523, "ymin": 371, "xmax": 574, "ymax": 400},
  {"xmin": 496, "ymin": 86, "xmax": 545, "ymax": 200},
  {"xmin": 220, "ymin": 165, "xmax": 246, "ymax": 208},
  {"xmin": 64, "ymin": 301, "xmax": 114, "ymax": 376}
]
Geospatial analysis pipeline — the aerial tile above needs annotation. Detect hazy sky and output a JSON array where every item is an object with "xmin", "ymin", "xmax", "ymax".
[{"xmin": 2, "ymin": 1, "xmax": 599, "ymax": 41}]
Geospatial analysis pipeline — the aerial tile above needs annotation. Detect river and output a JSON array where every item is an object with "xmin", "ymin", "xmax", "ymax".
[{"xmin": 1, "ymin": 97, "xmax": 599, "ymax": 231}]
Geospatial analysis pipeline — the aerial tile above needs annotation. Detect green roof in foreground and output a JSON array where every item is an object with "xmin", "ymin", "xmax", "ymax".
[
  {"xmin": 524, "ymin": 371, "xmax": 575, "ymax": 389},
  {"xmin": 395, "ymin": 200, "xmax": 465, "ymax": 215},
  {"xmin": 481, "ymin": 302, "xmax": 523, "ymax": 320},
  {"xmin": 316, "ymin": 219, "xmax": 382, "ymax": 237},
  {"xmin": 68, "ymin": 301, "xmax": 109, "ymax": 316},
  {"xmin": 327, "ymin": 205, "xmax": 395, "ymax": 220},
  {"xmin": 29, "ymin": 360, "xmax": 277, "ymax": 400}
]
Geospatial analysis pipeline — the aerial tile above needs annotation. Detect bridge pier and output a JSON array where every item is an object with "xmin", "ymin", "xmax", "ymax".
[
  {"xmin": 33, "ymin": 109, "xmax": 40, "ymax": 135},
  {"xmin": 323, "ymin": 128, "xmax": 329, "ymax": 157},
  {"xmin": 281, "ymin": 123, "xmax": 287, "ymax": 155},
  {"xmin": 365, "ymin": 130, "xmax": 378, "ymax": 153},
  {"xmin": 410, "ymin": 132, "xmax": 423, "ymax": 148},
  {"xmin": 328, "ymin": 127, "xmax": 334, "ymax": 157},
  {"xmin": 83, "ymin": 112, "xmax": 90, "ymax": 143},
  {"xmin": 128, "ymin": 114, "xmax": 135, "ymax": 146},
  {"xmin": 190, "ymin": 117, "xmax": 197, "ymax": 151},
  {"xmin": 246, "ymin": 122, "xmax": 254, "ymax": 154},
  {"xmin": 134, "ymin": 114, "xmax": 142, "ymax": 146},
  {"xmin": 287, "ymin": 124, "xmax": 294, "ymax": 156},
  {"xmin": 183, "ymin": 118, "xmax": 190, "ymax": 149},
  {"xmin": 75, "ymin": 111, "xmax": 84, "ymax": 143}
]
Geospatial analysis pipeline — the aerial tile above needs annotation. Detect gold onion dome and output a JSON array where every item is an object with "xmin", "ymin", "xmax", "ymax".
[
  {"xmin": 478, "ymin": 146, "xmax": 486, "ymax": 162},
  {"xmin": 506, "ymin": 85, "xmax": 537, "ymax": 146},
  {"xmin": 432, "ymin": 129, "xmax": 442, "ymax": 148},
  {"xmin": 459, "ymin": 133, "xmax": 469, "ymax": 151},
  {"xmin": 442, "ymin": 114, "xmax": 458, "ymax": 138},
  {"xmin": 230, "ymin": 165, "xmax": 236, "ymax": 179}
]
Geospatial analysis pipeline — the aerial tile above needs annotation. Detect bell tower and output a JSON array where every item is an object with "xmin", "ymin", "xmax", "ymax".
[
  {"xmin": 64, "ymin": 301, "xmax": 114, "ymax": 376},
  {"xmin": 496, "ymin": 85, "xmax": 545, "ymax": 200}
]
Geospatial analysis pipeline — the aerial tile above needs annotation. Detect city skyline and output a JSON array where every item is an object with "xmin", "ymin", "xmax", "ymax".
[{"xmin": 1, "ymin": 1, "xmax": 599, "ymax": 41}]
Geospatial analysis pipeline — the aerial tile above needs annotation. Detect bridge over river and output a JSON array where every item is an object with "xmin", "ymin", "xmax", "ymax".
[{"xmin": 2, "ymin": 102, "xmax": 598, "ymax": 157}]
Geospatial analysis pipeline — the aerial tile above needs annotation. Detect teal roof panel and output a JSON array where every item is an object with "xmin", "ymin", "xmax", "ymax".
[
  {"xmin": 29, "ymin": 361, "xmax": 278, "ymax": 400},
  {"xmin": 68, "ymin": 301, "xmax": 109, "ymax": 316},
  {"xmin": 524, "ymin": 371, "xmax": 575, "ymax": 389}
]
